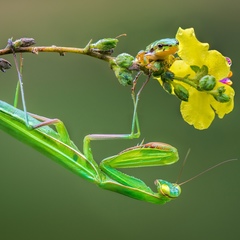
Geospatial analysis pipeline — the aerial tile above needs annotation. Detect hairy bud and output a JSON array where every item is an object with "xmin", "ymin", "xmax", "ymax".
[
  {"xmin": 115, "ymin": 53, "xmax": 134, "ymax": 68},
  {"xmin": 198, "ymin": 75, "xmax": 216, "ymax": 91}
]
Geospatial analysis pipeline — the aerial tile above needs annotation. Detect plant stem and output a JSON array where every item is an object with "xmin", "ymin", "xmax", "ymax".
[
  {"xmin": 173, "ymin": 75, "xmax": 197, "ymax": 88},
  {"xmin": 0, "ymin": 45, "xmax": 114, "ymax": 63}
]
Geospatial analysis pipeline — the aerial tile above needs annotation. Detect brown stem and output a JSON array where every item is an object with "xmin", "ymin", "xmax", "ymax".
[{"xmin": 0, "ymin": 45, "xmax": 114, "ymax": 63}]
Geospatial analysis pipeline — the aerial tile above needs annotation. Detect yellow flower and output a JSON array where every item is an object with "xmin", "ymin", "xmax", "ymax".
[{"xmin": 157, "ymin": 28, "xmax": 235, "ymax": 130}]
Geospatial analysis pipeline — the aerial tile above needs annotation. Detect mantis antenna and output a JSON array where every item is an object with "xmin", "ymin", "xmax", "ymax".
[
  {"xmin": 175, "ymin": 148, "xmax": 191, "ymax": 184},
  {"xmin": 178, "ymin": 158, "xmax": 238, "ymax": 186}
]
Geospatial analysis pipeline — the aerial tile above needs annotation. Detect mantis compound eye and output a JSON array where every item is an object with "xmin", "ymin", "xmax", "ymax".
[{"xmin": 155, "ymin": 179, "xmax": 181, "ymax": 198}]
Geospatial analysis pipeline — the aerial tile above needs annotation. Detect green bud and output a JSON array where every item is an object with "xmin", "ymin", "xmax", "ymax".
[
  {"xmin": 173, "ymin": 83, "xmax": 189, "ymax": 101},
  {"xmin": 112, "ymin": 64, "xmax": 133, "ymax": 86},
  {"xmin": 115, "ymin": 53, "xmax": 134, "ymax": 68},
  {"xmin": 160, "ymin": 71, "xmax": 175, "ymax": 81},
  {"xmin": 198, "ymin": 75, "xmax": 216, "ymax": 91},
  {"xmin": 217, "ymin": 86, "xmax": 226, "ymax": 94},
  {"xmin": 213, "ymin": 93, "xmax": 230, "ymax": 103},
  {"xmin": 162, "ymin": 81, "xmax": 172, "ymax": 94},
  {"xmin": 209, "ymin": 86, "xmax": 230, "ymax": 102},
  {"xmin": 90, "ymin": 38, "xmax": 118, "ymax": 52}
]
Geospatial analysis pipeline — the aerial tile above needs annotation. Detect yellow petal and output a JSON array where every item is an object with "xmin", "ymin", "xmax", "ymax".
[
  {"xmin": 204, "ymin": 50, "xmax": 230, "ymax": 80},
  {"xmin": 180, "ymin": 89, "xmax": 215, "ymax": 130},
  {"xmin": 176, "ymin": 28, "xmax": 209, "ymax": 66},
  {"xmin": 170, "ymin": 60, "xmax": 195, "ymax": 78},
  {"xmin": 176, "ymin": 28, "xmax": 231, "ymax": 80}
]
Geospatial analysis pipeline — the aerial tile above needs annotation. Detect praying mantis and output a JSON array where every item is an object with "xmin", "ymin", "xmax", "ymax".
[
  {"xmin": 0, "ymin": 36, "xmax": 236, "ymax": 204},
  {"xmin": 0, "ymin": 37, "xmax": 183, "ymax": 204},
  {"xmin": 0, "ymin": 84, "xmax": 181, "ymax": 204}
]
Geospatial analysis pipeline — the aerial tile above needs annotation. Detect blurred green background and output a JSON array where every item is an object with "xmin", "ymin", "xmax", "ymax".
[{"xmin": 0, "ymin": 0, "xmax": 239, "ymax": 239}]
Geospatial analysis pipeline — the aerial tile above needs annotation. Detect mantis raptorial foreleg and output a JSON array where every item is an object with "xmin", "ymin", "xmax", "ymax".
[{"xmin": 99, "ymin": 141, "xmax": 179, "ymax": 195}]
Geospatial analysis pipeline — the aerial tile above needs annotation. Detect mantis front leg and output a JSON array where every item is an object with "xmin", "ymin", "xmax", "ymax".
[{"xmin": 99, "ymin": 142, "xmax": 181, "ymax": 204}]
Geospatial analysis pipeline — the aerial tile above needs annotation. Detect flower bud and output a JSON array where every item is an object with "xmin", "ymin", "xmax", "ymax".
[
  {"xmin": 213, "ymin": 93, "xmax": 230, "ymax": 103},
  {"xmin": 112, "ymin": 64, "xmax": 133, "ymax": 86},
  {"xmin": 160, "ymin": 71, "xmax": 174, "ymax": 81},
  {"xmin": 90, "ymin": 38, "xmax": 118, "ymax": 52},
  {"xmin": 198, "ymin": 75, "xmax": 216, "ymax": 91},
  {"xmin": 173, "ymin": 83, "xmax": 189, "ymax": 101},
  {"xmin": 115, "ymin": 53, "xmax": 134, "ymax": 68},
  {"xmin": 162, "ymin": 81, "xmax": 172, "ymax": 94}
]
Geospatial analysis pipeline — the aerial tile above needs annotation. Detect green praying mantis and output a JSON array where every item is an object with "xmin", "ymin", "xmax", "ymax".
[
  {"xmin": 0, "ymin": 79, "xmax": 182, "ymax": 204},
  {"xmin": 0, "ymin": 37, "xmax": 236, "ymax": 204}
]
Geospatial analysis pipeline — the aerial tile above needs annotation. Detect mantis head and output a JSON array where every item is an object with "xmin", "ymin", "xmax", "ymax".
[{"xmin": 155, "ymin": 179, "xmax": 181, "ymax": 198}]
